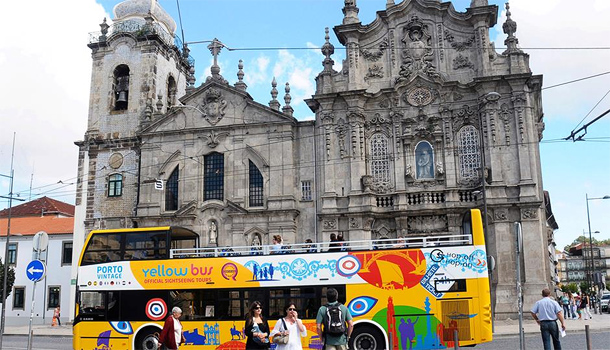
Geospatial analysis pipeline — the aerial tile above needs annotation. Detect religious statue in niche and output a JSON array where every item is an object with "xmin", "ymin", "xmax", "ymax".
[
  {"xmin": 397, "ymin": 16, "xmax": 439, "ymax": 82},
  {"xmin": 415, "ymin": 141, "xmax": 434, "ymax": 179},
  {"xmin": 209, "ymin": 220, "xmax": 218, "ymax": 245}
]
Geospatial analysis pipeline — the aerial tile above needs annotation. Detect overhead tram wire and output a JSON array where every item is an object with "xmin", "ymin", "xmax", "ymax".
[{"xmin": 16, "ymin": 66, "xmax": 610, "ymax": 196}]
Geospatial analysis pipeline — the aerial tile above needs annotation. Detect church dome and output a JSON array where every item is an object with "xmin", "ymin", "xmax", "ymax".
[{"xmin": 113, "ymin": 0, "xmax": 176, "ymax": 35}]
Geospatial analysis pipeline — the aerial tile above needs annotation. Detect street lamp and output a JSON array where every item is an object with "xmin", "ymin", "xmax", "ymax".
[{"xmin": 585, "ymin": 193, "xmax": 610, "ymax": 313}]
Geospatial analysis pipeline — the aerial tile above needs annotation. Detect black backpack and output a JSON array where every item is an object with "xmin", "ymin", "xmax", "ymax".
[{"xmin": 324, "ymin": 303, "xmax": 346, "ymax": 335}]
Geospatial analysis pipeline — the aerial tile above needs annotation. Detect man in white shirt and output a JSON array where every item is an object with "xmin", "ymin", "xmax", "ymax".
[{"xmin": 530, "ymin": 288, "xmax": 566, "ymax": 350}]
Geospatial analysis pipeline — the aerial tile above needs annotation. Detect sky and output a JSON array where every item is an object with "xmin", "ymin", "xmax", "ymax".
[{"xmin": 1, "ymin": 0, "xmax": 609, "ymax": 250}]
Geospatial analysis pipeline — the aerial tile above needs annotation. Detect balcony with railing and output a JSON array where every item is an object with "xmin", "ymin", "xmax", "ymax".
[{"xmin": 88, "ymin": 19, "xmax": 194, "ymax": 66}]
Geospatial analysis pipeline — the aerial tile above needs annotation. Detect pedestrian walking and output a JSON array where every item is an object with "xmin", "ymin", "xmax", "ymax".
[
  {"xmin": 560, "ymin": 293, "xmax": 570, "ymax": 319},
  {"xmin": 159, "ymin": 307, "xmax": 186, "ymax": 349},
  {"xmin": 316, "ymin": 288, "xmax": 353, "ymax": 350},
  {"xmin": 581, "ymin": 293, "xmax": 593, "ymax": 319},
  {"xmin": 530, "ymin": 288, "xmax": 566, "ymax": 350},
  {"xmin": 270, "ymin": 302, "xmax": 307, "ymax": 350},
  {"xmin": 53, "ymin": 305, "xmax": 61, "ymax": 326},
  {"xmin": 568, "ymin": 292, "xmax": 577, "ymax": 319},
  {"xmin": 245, "ymin": 301, "xmax": 271, "ymax": 349}
]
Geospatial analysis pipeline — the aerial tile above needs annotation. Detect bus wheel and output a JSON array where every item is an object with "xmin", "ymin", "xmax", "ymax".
[
  {"xmin": 135, "ymin": 328, "xmax": 160, "ymax": 350},
  {"xmin": 350, "ymin": 325, "xmax": 385, "ymax": 350}
]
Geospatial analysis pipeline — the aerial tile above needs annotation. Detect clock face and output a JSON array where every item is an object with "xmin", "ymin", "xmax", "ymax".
[{"xmin": 109, "ymin": 153, "xmax": 124, "ymax": 169}]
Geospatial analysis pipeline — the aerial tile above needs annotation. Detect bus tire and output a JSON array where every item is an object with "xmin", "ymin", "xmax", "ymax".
[
  {"xmin": 349, "ymin": 325, "xmax": 385, "ymax": 350},
  {"xmin": 135, "ymin": 327, "xmax": 161, "ymax": 350}
]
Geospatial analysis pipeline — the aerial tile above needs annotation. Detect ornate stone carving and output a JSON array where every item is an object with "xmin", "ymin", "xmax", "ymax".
[
  {"xmin": 453, "ymin": 54, "xmax": 474, "ymax": 70},
  {"xmin": 365, "ymin": 113, "xmax": 392, "ymax": 136},
  {"xmin": 397, "ymin": 16, "xmax": 439, "ymax": 82},
  {"xmin": 407, "ymin": 215, "xmax": 448, "ymax": 233},
  {"xmin": 321, "ymin": 114, "xmax": 334, "ymax": 161},
  {"xmin": 201, "ymin": 130, "xmax": 229, "ymax": 148},
  {"xmin": 198, "ymin": 88, "xmax": 227, "ymax": 125},
  {"xmin": 323, "ymin": 219, "xmax": 337, "ymax": 230},
  {"xmin": 495, "ymin": 208, "xmax": 508, "ymax": 221},
  {"xmin": 512, "ymin": 94, "xmax": 526, "ymax": 142},
  {"xmin": 335, "ymin": 118, "xmax": 349, "ymax": 158},
  {"xmin": 444, "ymin": 30, "xmax": 475, "ymax": 52},
  {"xmin": 404, "ymin": 86, "xmax": 435, "ymax": 107},
  {"xmin": 361, "ymin": 175, "xmax": 394, "ymax": 194},
  {"xmin": 364, "ymin": 64, "xmax": 384, "ymax": 81},
  {"xmin": 361, "ymin": 38, "xmax": 388, "ymax": 62},
  {"xmin": 521, "ymin": 208, "xmax": 538, "ymax": 220},
  {"xmin": 349, "ymin": 217, "xmax": 361, "ymax": 228},
  {"xmin": 499, "ymin": 103, "xmax": 512, "ymax": 145}
]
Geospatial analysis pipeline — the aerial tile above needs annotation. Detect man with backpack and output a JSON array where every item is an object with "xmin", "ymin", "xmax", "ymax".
[{"xmin": 316, "ymin": 288, "xmax": 353, "ymax": 350}]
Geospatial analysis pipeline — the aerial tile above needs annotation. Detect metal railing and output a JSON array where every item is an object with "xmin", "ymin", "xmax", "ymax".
[
  {"xmin": 88, "ymin": 19, "xmax": 194, "ymax": 66},
  {"xmin": 170, "ymin": 233, "xmax": 473, "ymax": 259}
]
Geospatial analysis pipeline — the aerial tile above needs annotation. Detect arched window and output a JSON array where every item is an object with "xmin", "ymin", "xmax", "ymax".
[
  {"xmin": 167, "ymin": 76, "xmax": 177, "ymax": 107},
  {"xmin": 457, "ymin": 125, "xmax": 481, "ymax": 180},
  {"xmin": 371, "ymin": 134, "xmax": 390, "ymax": 182},
  {"xmin": 165, "ymin": 167, "xmax": 179, "ymax": 211},
  {"xmin": 249, "ymin": 160, "xmax": 263, "ymax": 207},
  {"xmin": 415, "ymin": 141, "xmax": 434, "ymax": 179},
  {"xmin": 204, "ymin": 152, "xmax": 224, "ymax": 201},
  {"xmin": 113, "ymin": 65, "xmax": 130, "ymax": 111},
  {"xmin": 108, "ymin": 174, "xmax": 123, "ymax": 197}
]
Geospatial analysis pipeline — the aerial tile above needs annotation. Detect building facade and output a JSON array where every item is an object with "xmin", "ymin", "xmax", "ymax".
[
  {"xmin": 0, "ymin": 197, "xmax": 74, "ymax": 326},
  {"xmin": 73, "ymin": 0, "xmax": 555, "ymax": 319}
]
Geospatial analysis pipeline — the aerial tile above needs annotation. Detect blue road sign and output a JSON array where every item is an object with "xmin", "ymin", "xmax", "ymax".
[{"xmin": 26, "ymin": 260, "xmax": 46, "ymax": 282}]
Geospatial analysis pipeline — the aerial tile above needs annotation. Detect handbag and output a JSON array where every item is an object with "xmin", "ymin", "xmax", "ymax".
[
  {"xmin": 272, "ymin": 318, "xmax": 289, "ymax": 345},
  {"xmin": 252, "ymin": 319, "xmax": 269, "ymax": 344}
]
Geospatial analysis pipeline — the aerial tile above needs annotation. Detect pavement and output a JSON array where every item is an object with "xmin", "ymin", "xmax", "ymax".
[
  {"xmin": 3, "ymin": 313, "xmax": 609, "ymax": 338},
  {"xmin": 490, "ymin": 311, "xmax": 610, "ymax": 337}
]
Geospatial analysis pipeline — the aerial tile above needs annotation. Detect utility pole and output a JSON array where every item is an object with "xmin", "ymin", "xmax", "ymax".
[{"xmin": 0, "ymin": 133, "xmax": 25, "ymax": 349}]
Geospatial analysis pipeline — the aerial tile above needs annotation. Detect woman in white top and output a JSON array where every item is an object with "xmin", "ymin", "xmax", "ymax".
[{"xmin": 270, "ymin": 302, "xmax": 307, "ymax": 350}]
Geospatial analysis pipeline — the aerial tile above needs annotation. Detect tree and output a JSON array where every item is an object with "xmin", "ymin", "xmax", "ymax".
[
  {"xmin": 562, "ymin": 283, "xmax": 579, "ymax": 294},
  {"xmin": 579, "ymin": 281, "xmax": 591, "ymax": 294},
  {"xmin": 0, "ymin": 258, "xmax": 15, "ymax": 303},
  {"xmin": 563, "ymin": 235, "xmax": 600, "ymax": 252}
]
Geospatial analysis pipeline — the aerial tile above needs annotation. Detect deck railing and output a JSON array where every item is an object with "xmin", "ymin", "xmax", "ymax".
[{"xmin": 170, "ymin": 233, "xmax": 473, "ymax": 259}]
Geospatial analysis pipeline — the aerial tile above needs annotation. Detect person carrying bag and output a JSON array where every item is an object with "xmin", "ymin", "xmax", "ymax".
[{"xmin": 271, "ymin": 302, "xmax": 308, "ymax": 350}]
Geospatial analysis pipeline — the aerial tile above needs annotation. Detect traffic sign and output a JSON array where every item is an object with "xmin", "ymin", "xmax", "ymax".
[
  {"xmin": 26, "ymin": 260, "xmax": 46, "ymax": 282},
  {"xmin": 32, "ymin": 231, "xmax": 49, "ymax": 253}
]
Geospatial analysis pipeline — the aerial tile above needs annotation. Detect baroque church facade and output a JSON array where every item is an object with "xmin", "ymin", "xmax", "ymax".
[{"xmin": 72, "ymin": 0, "xmax": 555, "ymax": 319}]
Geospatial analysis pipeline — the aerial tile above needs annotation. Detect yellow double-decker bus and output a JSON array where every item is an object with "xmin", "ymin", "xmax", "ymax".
[{"xmin": 73, "ymin": 209, "xmax": 491, "ymax": 350}]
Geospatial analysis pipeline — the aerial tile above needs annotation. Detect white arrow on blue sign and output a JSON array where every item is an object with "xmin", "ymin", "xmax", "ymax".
[{"xmin": 26, "ymin": 259, "xmax": 46, "ymax": 282}]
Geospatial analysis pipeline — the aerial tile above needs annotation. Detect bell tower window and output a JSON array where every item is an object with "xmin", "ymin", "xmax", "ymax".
[{"xmin": 113, "ymin": 65, "xmax": 130, "ymax": 111}]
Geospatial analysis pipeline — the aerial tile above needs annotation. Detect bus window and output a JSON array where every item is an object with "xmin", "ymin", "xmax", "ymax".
[
  {"xmin": 119, "ymin": 290, "xmax": 169, "ymax": 321},
  {"xmin": 124, "ymin": 231, "xmax": 167, "ymax": 260},
  {"xmin": 82, "ymin": 233, "xmax": 122, "ymax": 265},
  {"xmin": 170, "ymin": 227, "xmax": 199, "ymax": 251},
  {"xmin": 79, "ymin": 291, "xmax": 106, "ymax": 320}
]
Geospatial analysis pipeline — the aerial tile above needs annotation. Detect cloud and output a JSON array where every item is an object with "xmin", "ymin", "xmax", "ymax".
[
  {"xmin": 491, "ymin": 0, "xmax": 610, "ymax": 121},
  {"xmin": 244, "ymin": 55, "xmax": 271, "ymax": 87},
  {"xmin": 0, "ymin": 0, "xmax": 108, "ymax": 204}
]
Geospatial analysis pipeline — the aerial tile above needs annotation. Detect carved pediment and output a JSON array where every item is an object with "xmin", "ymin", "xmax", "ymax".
[{"xmin": 198, "ymin": 88, "xmax": 227, "ymax": 125}]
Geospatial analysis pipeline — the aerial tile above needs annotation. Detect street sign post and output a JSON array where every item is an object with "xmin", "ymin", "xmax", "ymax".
[
  {"xmin": 25, "ymin": 259, "xmax": 46, "ymax": 350},
  {"xmin": 25, "ymin": 260, "xmax": 46, "ymax": 282},
  {"xmin": 32, "ymin": 231, "xmax": 49, "ymax": 253}
]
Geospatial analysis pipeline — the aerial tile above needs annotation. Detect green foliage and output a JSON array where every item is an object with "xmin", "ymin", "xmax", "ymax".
[
  {"xmin": 579, "ymin": 281, "xmax": 591, "ymax": 294},
  {"xmin": 562, "ymin": 283, "xmax": 579, "ymax": 294},
  {"xmin": 606, "ymin": 281, "xmax": 610, "ymax": 292},
  {"xmin": 0, "ymin": 258, "xmax": 16, "ymax": 303}
]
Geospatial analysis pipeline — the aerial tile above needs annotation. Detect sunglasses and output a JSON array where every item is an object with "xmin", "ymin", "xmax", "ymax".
[
  {"xmin": 254, "ymin": 306, "xmax": 262, "ymax": 310},
  {"xmin": 288, "ymin": 308, "xmax": 296, "ymax": 311}
]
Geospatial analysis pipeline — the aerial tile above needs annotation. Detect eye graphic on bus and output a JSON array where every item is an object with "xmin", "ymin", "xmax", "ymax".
[
  {"xmin": 146, "ymin": 298, "xmax": 167, "ymax": 321},
  {"xmin": 336, "ymin": 255, "xmax": 361, "ymax": 277},
  {"xmin": 109, "ymin": 321, "xmax": 133, "ymax": 335},
  {"xmin": 347, "ymin": 296, "xmax": 378, "ymax": 317}
]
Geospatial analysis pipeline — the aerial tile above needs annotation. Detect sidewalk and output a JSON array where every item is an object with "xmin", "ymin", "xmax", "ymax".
[
  {"xmin": 3, "ymin": 324, "xmax": 72, "ymax": 336},
  {"xmin": 493, "ymin": 312, "xmax": 610, "ymax": 337},
  {"xmin": 4, "ymin": 313, "xmax": 609, "ymax": 337}
]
